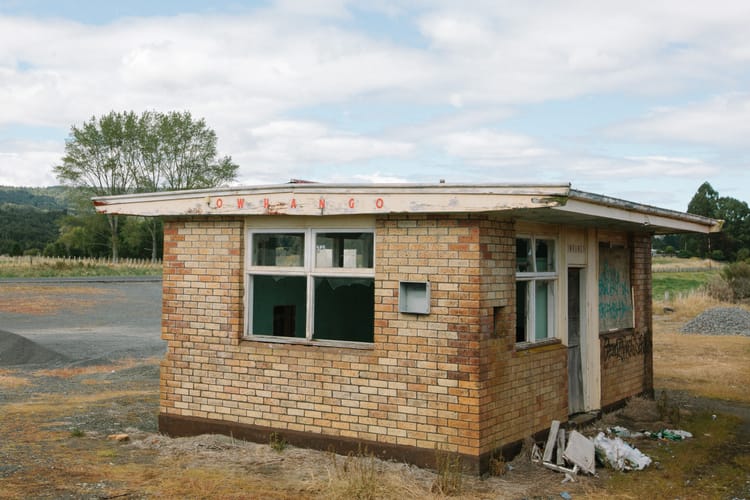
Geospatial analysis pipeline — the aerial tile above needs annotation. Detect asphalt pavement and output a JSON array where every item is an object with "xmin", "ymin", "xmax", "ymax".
[{"xmin": 0, "ymin": 279, "xmax": 164, "ymax": 366}]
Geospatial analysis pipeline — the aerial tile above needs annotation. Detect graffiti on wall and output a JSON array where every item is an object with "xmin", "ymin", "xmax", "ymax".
[
  {"xmin": 598, "ymin": 246, "xmax": 634, "ymax": 331},
  {"xmin": 603, "ymin": 330, "xmax": 649, "ymax": 362}
]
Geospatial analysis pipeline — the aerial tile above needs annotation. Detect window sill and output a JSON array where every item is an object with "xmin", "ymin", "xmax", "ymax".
[
  {"xmin": 515, "ymin": 338, "xmax": 562, "ymax": 352},
  {"xmin": 243, "ymin": 335, "xmax": 375, "ymax": 350}
]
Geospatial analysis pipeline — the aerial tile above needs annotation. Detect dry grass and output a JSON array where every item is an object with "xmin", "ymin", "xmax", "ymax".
[
  {"xmin": 0, "ymin": 284, "xmax": 119, "ymax": 315},
  {"xmin": 653, "ymin": 289, "xmax": 737, "ymax": 321},
  {"xmin": 652, "ymin": 256, "xmax": 722, "ymax": 272},
  {"xmin": 34, "ymin": 356, "xmax": 159, "ymax": 379},
  {"xmin": 0, "ymin": 369, "xmax": 30, "ymax": 389},
  {"xmin": 653, "ymin": 332, "xmax": 750, "ymax": 403},
  {"xmin": 652, "ymin": 291, "xmax": 750, "ymax": 403}
]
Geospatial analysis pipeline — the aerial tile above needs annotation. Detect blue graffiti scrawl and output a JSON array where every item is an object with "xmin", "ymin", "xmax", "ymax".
[{"xmin": 598, "ymin": 247, "xmax": 634, "ymax": 331}]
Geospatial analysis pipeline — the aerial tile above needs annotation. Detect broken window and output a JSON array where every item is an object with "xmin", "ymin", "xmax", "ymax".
[
  {"xmin": 247, "ymin": 228, "xmax": 375, "ymax": 344},
  {"xmin": 516, "ymin": 236, "xmax": 557, "ymax": 343}
]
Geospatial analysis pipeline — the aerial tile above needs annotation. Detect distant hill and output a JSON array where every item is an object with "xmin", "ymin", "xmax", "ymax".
[
  {"xmin": 0, "ymin": 186, "xmax": 73, "ymax": 255},
  {"xmin": 0, "ymin": 185, "xmax": 74, "ymax": 210}
]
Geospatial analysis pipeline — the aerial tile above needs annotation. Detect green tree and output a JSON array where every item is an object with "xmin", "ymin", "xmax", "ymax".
[
  {"xmin": 56, "ymin": 110, "xmax": 238, "ymax": 262},
  {"xmin": 684, "ymin": 182, "xmax": 720, "ymax": 257},
  {"xmin": 55, "ymin": 111, "xmax": 141, "ymax": 261},
  {"xmin": 133, "ymin": 111, "xmax": 238, "ymax": 260}
]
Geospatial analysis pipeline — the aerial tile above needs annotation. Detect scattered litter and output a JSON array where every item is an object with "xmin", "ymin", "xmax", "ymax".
[
  {"xmin": 563, "ymin": 431, "xmax": 596, "ymax": 475},
  {"xmin": 532, "ymin": 421, "xmax": 596, "ymax": 481},
  {"xmin": 647, "ymin": 429, "xmax": 693, "ymax": 441},
  {"xmin": 593, "ymin": 432, "xmax": 651, "ymax": 471},
  {"xmin": 107, "ymin": 433, "xmax": 130, "ymax": 442},
  {"xmin": 608, "ymin": 426, "xmax": 646, "ymax": 439},
  {"xmin": 560, "ymin": 492, "xmax": 572, "ymax": 500}
]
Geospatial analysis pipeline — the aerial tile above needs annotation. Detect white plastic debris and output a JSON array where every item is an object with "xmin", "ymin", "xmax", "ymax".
[
  {"xmin": 665, "ymin": 429, "xmax": 693, "ymax": 440},
  {"xmin": 593, "ymin": 432, "xmax": 652, "ymax": 471},
  {"xmin": 608, "ymin": 426, "xmax": 645, "ymax": 439},
  {"xmin": 563, "ymin": 431, "xmax": 596, "ymax": 475}
]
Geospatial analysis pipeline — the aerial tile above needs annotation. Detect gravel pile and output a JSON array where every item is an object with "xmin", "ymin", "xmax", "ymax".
[{"xmin": 680, "ymin": 307, "xmax": 750, "ymax": 336}]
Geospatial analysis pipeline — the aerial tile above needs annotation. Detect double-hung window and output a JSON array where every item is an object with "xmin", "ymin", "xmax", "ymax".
[
  {"xmin": 246, "ymin": 228, "xmax": 375, "ymax": 345},
  {"xmin": 515, "ymin": 236, "xmax": 557, "ymax": 343}
]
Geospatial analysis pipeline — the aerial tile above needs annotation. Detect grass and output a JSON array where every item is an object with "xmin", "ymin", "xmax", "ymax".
[
  {"xmin": 0, "ymin": 369, "xmax": 30, "ymax": 389},
  {"xmin": 652, "ymin": 270, "xmax": 720, "ymax": 300},
  {"xmin": 598, "ymin": 410, "xmax": 746, "ymax": 499},
  {"xmin": 0, "ymin": 255, "xmax": 162, "ymax": 278},
  {"xmin": 651, "ymin": 257, "xmax": 722, "ymax": 300}
]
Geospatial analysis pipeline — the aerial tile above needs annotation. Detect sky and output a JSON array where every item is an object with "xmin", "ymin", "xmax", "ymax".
[{"xmin": 1, "ymin": 0, "xmax": 749, "ymax": 212}]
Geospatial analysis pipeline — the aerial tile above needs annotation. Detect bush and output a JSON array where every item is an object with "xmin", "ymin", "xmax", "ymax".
[
  {"xmin": 704, "ymin": 275, "xmax": 733, "ymax": 302},
  {"xmin": 710, "ymin": 250, "xmax": 725, "ymax": 261},
  {"xmin": 737, "ymin": 247, "xmax": 750, "ymax": 262},
  {"xmin": 720, "ymin": 261, "xmax": 750, "ymax": 301}
]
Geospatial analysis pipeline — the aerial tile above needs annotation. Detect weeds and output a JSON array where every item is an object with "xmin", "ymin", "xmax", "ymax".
[
  {"xmin": 70, "ymin": 427, "xmax": 85, "ymax": 438},
  {"xmin": 268, "ymin": 431, "xmax": 287, "ymax": 452},
  {"xmin": 431, "ymin": 447, "xmax": 463, "ymax": 496},
  {"xmin": 326, "ymin": 446, "xmax": 383, "ymax": 500}
]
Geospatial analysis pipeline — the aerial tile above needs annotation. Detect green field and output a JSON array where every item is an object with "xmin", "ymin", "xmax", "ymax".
[{"xmin": 652, "ymin": 270, "xmax": 719, "ymax": 300}]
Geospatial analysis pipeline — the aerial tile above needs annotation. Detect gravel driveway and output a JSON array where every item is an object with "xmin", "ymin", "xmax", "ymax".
[{"xmin": 0, "ymin": 278, "xmax": 164, "ymax": 366}]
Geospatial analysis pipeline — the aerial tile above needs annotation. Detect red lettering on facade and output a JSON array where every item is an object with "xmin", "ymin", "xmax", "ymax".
[
  {"xmin": 291, "ymin": 198, "xmax": 297, "ymax": 208},
  {"xmin": 263, "ymin": 198, "xmax": 270, "ymax": 208},
  {"xmin": 215, "ymin": 198, "xmax": 223, "ymax": 208},
  {"xmin": 319, "ymin": 198, "xmax": 326, "ymax": 209},
  {"xmin": 348, "ymin": 198, "xmax": 355, "ymax": 209},
  {"xmin": 375, "ymin": 198, "xmax": 384, "ymax": 209},
  {"xmin": 237, "ymin": 198, "xmax": 245, "ymax": 209}
]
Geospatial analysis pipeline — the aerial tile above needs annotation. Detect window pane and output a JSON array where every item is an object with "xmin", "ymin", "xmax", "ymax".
[
  {"xmin": 315, "ymin": 232, "xmax": 373, "ymax": 268},
  {"xmin": 535, "ymin": 239, "xmax": 555, "ymax": 272},
  {"xmin": 516, "ymin": 281, "xmax": 528, "ymax": 342},
  {"xmin": 313, "ymin": 277, "xmax": 374, "ymax": 342},
  {"xmin": 252, "ymin": 233, "xmax": 304, "ymax": 266},
  {"xmin": 516, "ymin": 238, "xmax": 532, "ymax": 272},
  {"xmin": 252, "ymin": 275, "xmax": 307, "ymax": 337},
  {"xmin": 534, "ymin": 281, "xmax": 550, "ymax": 340}
]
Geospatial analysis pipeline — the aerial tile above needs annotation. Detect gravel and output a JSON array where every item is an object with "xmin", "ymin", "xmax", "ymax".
[{"xmin": 680, "ymin": 307, "xmax": 750, "ymax": 336}]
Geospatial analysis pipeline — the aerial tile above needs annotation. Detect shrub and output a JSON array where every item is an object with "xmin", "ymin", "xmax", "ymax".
[
  {"xmin": 721, "ymin": 261, "xmax": 750, "ymax": 301},
  {"xmin": 704, "ymin": 275, "xmax": 733, "ymax": 302},
  {"xmin": 737, "ymin": 247, "xmax": 750, "ymax": 262}
]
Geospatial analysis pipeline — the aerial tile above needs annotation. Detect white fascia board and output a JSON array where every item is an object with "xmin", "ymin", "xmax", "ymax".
[
  {"xmin": 554, "ymin": 198, "xmax": 721, "ymax": 234},
  {"xmin": 93, "ymin": 183, "xmax": 571, "ymax": 217}
]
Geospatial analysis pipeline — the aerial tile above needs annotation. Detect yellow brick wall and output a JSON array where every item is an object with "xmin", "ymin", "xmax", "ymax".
[
  {"xmin": 159, "ymin": 215, "xmax": 598, "ymax": 467},
  {"xmin": 477, "ymin": 217, "xmax": 568, "ymax": 455}
]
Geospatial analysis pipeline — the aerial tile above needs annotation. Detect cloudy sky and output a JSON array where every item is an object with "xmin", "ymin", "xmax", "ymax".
[{"xmin": 1, "ymin": 0, "xmax": 748, "ymax": 211}]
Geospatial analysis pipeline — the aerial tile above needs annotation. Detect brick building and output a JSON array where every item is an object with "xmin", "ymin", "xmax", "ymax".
[{"xmin": 94, "ymin": 182, "xmax": 720, "ymax": 473}]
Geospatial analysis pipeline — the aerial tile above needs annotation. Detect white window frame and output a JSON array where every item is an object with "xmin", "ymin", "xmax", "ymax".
[
  {"xmin": 245, "ymin": 226, "xmax": 375, "ymax": 347},
  {"xmin": 516, "ymin": 235, "xmax": 558, "ymax": 344}
]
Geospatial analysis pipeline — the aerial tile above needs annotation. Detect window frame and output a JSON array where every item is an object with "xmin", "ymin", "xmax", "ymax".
[
  {"xmin": 245, "ymin": 226, "xmax": 375, "ymax": 347},
  {"xmin": 515, "ymin": 235, "xmax": 559, "ymax": 345}
]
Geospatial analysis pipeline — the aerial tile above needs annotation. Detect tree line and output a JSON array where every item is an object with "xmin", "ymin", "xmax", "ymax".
[{"xmin": 654, "ymin": 181, "xmax": 750, "ymax": 262}]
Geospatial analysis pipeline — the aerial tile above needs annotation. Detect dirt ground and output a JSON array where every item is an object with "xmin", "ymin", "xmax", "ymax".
[{"xmin": 1, "ymin": 281, "xmax": 749, "ymax": 499}]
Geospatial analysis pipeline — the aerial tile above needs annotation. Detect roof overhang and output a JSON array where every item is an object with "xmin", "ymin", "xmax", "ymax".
[{"xmin": 92, "ymin": 182, "xmax": 722, "ymax": 235}]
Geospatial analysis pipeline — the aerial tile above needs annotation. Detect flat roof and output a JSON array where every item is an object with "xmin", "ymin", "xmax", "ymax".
[{"xmin": 92, "ymin": 182, "xmax": 722, "ymax": 235}]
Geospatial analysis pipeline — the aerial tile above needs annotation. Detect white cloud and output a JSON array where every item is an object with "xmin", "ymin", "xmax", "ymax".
[
  {"xmin": 233, "ymin": 120, "xmax": 414, "ymax": 183},
  {"xmin": 609, "ymin": 93, "xmax": 750, "ymax": 147},
  {"xmin": 0, "ymin": 140, "xmax": 61, "ymax": 186},
  {"xmin": 435, "ymin": 129, "xmax": 550, "ymax": 166}
]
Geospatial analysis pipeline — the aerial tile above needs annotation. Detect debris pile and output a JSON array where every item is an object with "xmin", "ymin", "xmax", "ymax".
[{"xmin": 532, "ymin": 421, "xmax": 694, "ymax": 478}]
